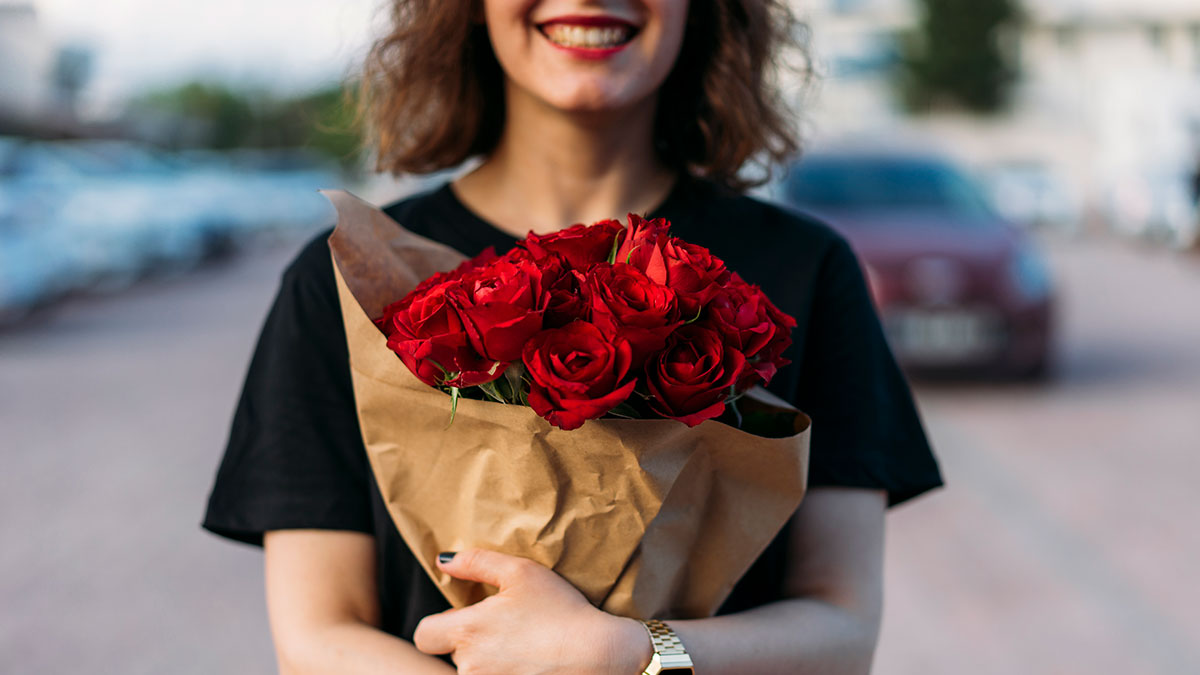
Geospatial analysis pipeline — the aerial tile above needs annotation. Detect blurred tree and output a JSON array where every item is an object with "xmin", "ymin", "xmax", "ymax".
[
  {"xmin": 257, "ymin": 85, "xmax": 365, "ymax": 169},
  {"xmin": 135, "ymin": 82, "xmax": 257, "ymax": 149},
  {"xmin": 898, "ymin": 0, "xmax": 1022, "ymax": 114},
  {"xmin": 129, "ymin": 81, "xmax": 365, "ymax": 170}
]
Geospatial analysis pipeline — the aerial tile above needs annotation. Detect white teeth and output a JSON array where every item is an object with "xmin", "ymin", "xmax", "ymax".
[{"xmin": 543, "ymin": 23, "xmax": 632, "ymax": 49}]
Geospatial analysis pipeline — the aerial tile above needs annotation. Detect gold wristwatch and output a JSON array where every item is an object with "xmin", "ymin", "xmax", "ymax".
[{"xmin": 639, "ymin": 619, "xmax": 694, "ymax": 674}]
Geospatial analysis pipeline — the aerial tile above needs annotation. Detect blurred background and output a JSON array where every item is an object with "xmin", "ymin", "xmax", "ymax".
[{"xmin": 2, "ymin": 0, "xmax": 1198, "ymax": 672}]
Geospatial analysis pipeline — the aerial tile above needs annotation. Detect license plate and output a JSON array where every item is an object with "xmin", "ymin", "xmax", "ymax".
[{"xmin": 885, "ymin": 309, "xmax": 1001, "ymax": 362}]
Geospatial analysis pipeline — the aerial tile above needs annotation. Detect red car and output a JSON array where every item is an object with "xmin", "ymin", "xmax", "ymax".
[{"xmin": 776, "ymin": 150, "xmax": 1055, "ymax": 379}]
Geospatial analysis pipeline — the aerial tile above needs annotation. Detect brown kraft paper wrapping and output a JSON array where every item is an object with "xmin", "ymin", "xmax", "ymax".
[{"xmin": 322, "ymin": 189, "xmax": 811, "ymax": 619}]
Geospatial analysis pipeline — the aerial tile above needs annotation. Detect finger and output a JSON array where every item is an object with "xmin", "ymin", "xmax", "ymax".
[
  {"xmin": 437, "ymin": 548, "xmax": 540, "ymax": 589},
  {"xmin": 412, "ymin": 606, "xmax": 472, "ymax": 655}
]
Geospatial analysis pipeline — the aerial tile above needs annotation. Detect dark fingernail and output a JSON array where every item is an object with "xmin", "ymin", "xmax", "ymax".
[{"xmin": 437, "ymin": 552, "xmax": 457, "ymax": 564}]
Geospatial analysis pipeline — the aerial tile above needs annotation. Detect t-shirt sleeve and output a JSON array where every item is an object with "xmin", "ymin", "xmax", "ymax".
[
  {"xmin": 202, "ymin": 231, "xmax": 374, "ymax": 545},
  {"xmin": 791, "ymin": 235, "xmax": 944, "ymax": 507}
]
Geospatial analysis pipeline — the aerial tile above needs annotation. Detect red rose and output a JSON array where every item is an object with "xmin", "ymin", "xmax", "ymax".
[
  {"xmin": 644, "ymin": 325, "xmax": 745, "ymax": 427},
  {"xmin": 752, "ymin": 295, "xmax": 797, "ymax": 386},
  {"xmin": 585, "ymin": 262, "xmax": 681, "ymax": 365},
  {"xmin": 452, "ymin": 256, "xmax": 547, "ymax": 362},
  {"xmin": 519, "ymin": 220, "xmax": 624, "ymax": 269},
  {"xmin": 522, "ymin": 321, "xmax": 638, "ymax": 430},
  {"xmin": 413, "ymin": 246, "xmax": 501, "ymax": 296},
  {"xmin": 704, "ymin": 274, "xmax": 796, "ymax": 387},
  {"xmin": 613, "ymin": 213, "xmax": 671, "ymax": 277},
  {"xmin": 704, "ymin": 276, "xmax": 776, "ymax": 357},
  {"xmin": 659, "ymin": 238, "xmax": 730, "ymax": 318},
  {"xmin": 505, "ymin": 250, "xmax": 589, "ymax": 328},
  {"xmin": 374, "ymin": 247, "xmax": 501, "ymax": 331},
  {"xmin": 544, "ymin": 267, "xmax": 590, "ymax": 328},
  {"xmin": 613, "ymin": 216, "xmax": 728, "ymax": 317},
  {"xmin": 382, "ymin": 280, "xmax": 504, "ymax": 388}
]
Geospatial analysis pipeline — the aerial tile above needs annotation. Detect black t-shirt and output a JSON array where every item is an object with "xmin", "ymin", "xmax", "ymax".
[{"xmin": 203, "ymin": 175, "xmax": 943, "ymax": 641}]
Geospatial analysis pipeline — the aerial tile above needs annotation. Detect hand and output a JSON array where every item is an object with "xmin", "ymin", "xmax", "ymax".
[{"xmin": 413, "ymin": 549, "xmax": 653, "ymax": 675}]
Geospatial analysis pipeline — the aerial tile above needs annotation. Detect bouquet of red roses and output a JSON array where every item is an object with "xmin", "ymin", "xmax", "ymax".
[
  {"xmin": 375, "ymin": 214, "xmax": 796, "ymax": 430},
  {"xmin": 324, "ymin": 190, "xmax": 810, "ymax": 620}
]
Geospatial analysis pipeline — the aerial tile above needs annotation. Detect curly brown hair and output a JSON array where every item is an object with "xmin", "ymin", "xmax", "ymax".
[{"xmin": 359, "ymin": 1, "xmax": 809, "ymax": 191}]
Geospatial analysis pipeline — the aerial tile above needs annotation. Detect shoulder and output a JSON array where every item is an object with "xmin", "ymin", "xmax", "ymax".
[{"xmin": 284, "ymin": 227, "xmax": 336, "ymax": 284}]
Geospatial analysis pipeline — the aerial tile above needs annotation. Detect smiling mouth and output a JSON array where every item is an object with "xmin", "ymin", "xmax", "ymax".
[{"xmin": 537, "ymin": 18, "xmax": 639, "ymax": 50}]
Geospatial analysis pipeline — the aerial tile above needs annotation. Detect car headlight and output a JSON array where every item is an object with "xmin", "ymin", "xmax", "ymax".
[{"xmin": 1010, "ymin": 245, "xmax": 1051, "ymax": 301}]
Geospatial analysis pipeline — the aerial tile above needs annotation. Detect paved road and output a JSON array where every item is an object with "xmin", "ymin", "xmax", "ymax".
[
  {"xmin": 2, "ymin": 234, "xmax": 1197, "ymax": 674},
  {"xmin": 876, "ymin": 240, "xmax": 1200, "ymax": 675}
]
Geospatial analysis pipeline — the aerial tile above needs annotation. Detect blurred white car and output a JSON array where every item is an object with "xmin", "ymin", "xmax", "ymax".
[
  {"xmin": 0, "ymin": 137, "xmax": 343, "ymax": 306},
  {"xmin": 1105, "ymin": 169, "xmax": 1199, "ymax": 250},
  {"xmin": 980, "ymin": 161, "xmax": 1084, "ymax": 238},
  {"xmin": 0, "ymin": 210, "xmax": 79, "ymax": 324}
]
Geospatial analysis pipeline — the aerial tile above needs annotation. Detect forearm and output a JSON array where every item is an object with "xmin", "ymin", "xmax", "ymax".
[
  {"xmin": 666, "ymin": 597, "xmax": 880, "ymax": 675},
  {"xmin": 276, "ymin": 619, "xmax": 455, "ymax": 675}
]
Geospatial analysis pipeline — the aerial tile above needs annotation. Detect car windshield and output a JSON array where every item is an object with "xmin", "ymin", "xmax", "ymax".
[{"xmin": 786, "ymin": 157, "xmax": 996, "ymax": 219}]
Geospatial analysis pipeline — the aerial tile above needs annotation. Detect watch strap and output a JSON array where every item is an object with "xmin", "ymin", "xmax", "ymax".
[{"xmin": 640, "ymin": 619, "xmax": 694, "ymax": 674}]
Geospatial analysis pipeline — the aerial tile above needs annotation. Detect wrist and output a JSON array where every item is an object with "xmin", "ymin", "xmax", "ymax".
[{"xmin": 604, "ymin": 616, "xmax": 654, "ymax": 674}]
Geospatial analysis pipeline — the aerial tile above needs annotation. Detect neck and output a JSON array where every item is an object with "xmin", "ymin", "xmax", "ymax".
[{"xmin": 453, "ymin": 84, "xmax": 678, "ymax": 236}]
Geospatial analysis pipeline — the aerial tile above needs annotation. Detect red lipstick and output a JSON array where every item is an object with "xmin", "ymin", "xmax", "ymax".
[
  {"xmin": 539, "ymin": 15, "xmax": 637, "ymax": 28},
  {"xmin": 537, "ymin": 15, "xmax": 639, "ymax": 60}
]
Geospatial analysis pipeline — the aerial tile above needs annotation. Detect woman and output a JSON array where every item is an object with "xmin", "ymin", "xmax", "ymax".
[{"xmin": 203, "ymin": 0, "xmax": 943, "ymax": 672}]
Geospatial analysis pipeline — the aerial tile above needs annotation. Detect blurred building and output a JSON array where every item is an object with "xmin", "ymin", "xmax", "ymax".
[
  {"xmin": 0, "ymin": 2, "xmax": 54, "ymax": 121},
  {"xmin": 797, "ymin": 0, "xmax": 912, "ymax": 133},
  {"xmin": 1016, "ymin": 0, "xmax": 1200, "ymax": 235},
  {"xmin": 797, "ymin": 0, "xmax": 1200, "ymax": 234},
  {"xmin": 0, "ymin": 0, "xmax": 103, "ymax": 138}
]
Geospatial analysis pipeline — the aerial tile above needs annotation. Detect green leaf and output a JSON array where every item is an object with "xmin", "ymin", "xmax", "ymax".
[
  {"xmin": 446, "ymin": 387, "xmax": 460, "ymax": 428},
  {"xmin": 607, "ymin": 234, "xmax": 621, "ymax": 264},
  {"xmin": 478, "ymin": 380, "xmax": 507, "ymax": 404},
  {"xmin": 624, "ymin": 243, "xmax": 642, "ymax": 265},
  {"xmin": 426, "ymin": 359, "xmax": 450, "ymax": 377},
  {"xmin": 494, "ymin": 374, "xmax": 513, "ymax": 401},
  {"xmin": 504, "ymin": 363, "xmax": 526, "ymax": 404}
]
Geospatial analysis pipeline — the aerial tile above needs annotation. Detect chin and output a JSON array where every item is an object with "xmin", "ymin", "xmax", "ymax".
[
  {"xmin": 548, "ymin": 93, "xmax": 625, "ymax": 113},
  {"xmin": 536, "ymin": 79, "xmax": 642, "ymax": 115}
]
